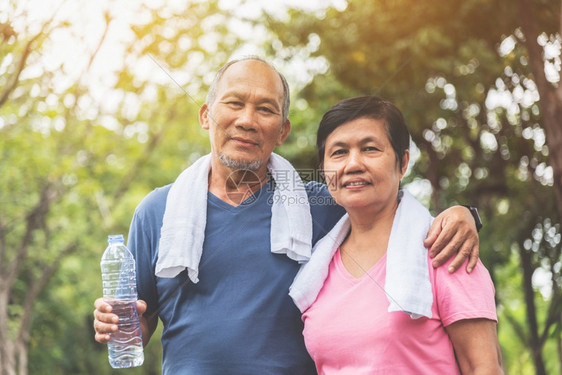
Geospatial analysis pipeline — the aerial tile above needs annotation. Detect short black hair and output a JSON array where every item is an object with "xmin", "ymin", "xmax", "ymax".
[{"xmin": 316, "ymin": 95, "xmax": 410, "ymax": 168}]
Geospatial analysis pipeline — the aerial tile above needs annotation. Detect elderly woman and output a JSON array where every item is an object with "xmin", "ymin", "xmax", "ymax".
[{"xmin": 290, "ymin": 96, "xmax": 503, "ymax": 374}]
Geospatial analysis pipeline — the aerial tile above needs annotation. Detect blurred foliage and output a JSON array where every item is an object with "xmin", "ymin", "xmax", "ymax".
[
  {"xmin": 0, "ymin": 0, "xmax": 561, "ymax": 374},
  {"xmin": 267, "ymin": 0, "xmax": 562, "ymax": 374},
  {"xmin": 0, "ymin": 0, "xmax": 236, "ymax": 373}
]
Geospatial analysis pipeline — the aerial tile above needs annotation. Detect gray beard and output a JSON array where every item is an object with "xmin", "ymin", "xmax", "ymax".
[{"xmin": 218, "ymin": 153, "xmax": 263, "ymax": 171}]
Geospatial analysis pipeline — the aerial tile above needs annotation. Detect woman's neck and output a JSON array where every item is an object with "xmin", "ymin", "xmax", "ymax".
[
  {"xmin": 345, "ymin": 207, "xmax": 395, "ymax": 250},
  {"xmin": 346, "ymin": 197, "xmax": 398, "ymax": 237},
  {"xmin": 339, "ymin": 203, "xmax": 398, "ymax": 278}
]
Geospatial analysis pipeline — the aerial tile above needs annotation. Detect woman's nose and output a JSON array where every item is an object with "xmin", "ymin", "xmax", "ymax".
[{"xmin": 344, "ymin": 150, "xmax": 364, "ymax": 173}]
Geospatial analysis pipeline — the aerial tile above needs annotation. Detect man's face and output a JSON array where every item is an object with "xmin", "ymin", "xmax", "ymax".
[{"xmin": 199, "ymin": 60, "xmax": 290, "ymax": 172}]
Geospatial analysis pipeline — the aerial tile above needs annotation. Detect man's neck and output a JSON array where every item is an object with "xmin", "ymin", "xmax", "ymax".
[{"xmin": 208, "ymin": 158, "xmax": 269, "ymax": 206}]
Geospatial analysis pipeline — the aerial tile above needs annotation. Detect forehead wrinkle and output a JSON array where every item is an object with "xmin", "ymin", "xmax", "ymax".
[
  {"xmin": 218, "ymin": 88, "xmax": 283, "ymax": 111},
  {"xmin": 327, "ymin": 135, "xmax": 385, "ymax": 148}
]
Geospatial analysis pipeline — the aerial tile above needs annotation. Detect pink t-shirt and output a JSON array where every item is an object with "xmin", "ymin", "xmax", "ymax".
[{"xmin": 302, "ymin": 249, "xmax": 497, "ymax": 374}]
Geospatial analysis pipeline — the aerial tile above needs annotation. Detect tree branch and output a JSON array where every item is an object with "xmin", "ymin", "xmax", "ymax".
[
  {"xmin": 81, "ymin": 11, "xmax": 112, "ymax": 79},
  {"xmin": 538, "ymin": 293, "xmax": 561, "ymax": 347},
  {"xmin": 502, "ymin": 306, "xmax": 529, "ymax": 344},
  {"xmin": 517, "ymin": 0, "xmax": 551, "ymax": 97},
  {"xmin": 0, "ymin": 219, "xmax": 6, "ymax": 275},
  {"xmin": 0, "ymin": 0, "xmax": 69, "ymax": 109},
  {"xmin": 17, "ymin": 242, "xmax": 78, "ymax": 346},
  {"xmin": 538, "ymin": 255, "xmax": 562, "ymax": 347},
  {"xmin": 558, "ymin": 0, "xmax": 562, "ymax": 101},
  {"xmin": 0, "ymin": 32, "xmax": 37, "ymax": 108},
  {"xmin": 519, "ymin": 242, "xmax": 548, "ymax": 374},
  {"xmin": 112, "ymin": 128, "xmax": 165, "ymax": 202},
  {"xmin": 4, "ymin": 183, "xmax": 60, "ymax": 293}
]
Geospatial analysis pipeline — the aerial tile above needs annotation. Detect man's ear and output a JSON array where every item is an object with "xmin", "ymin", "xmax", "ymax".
[
  {"xmin": 199, "ymin": 103, "xmax": 210, "ymax": 130},
  {"xmin": 276, "ymin": 119, "xmax": 291, "ymax": 146}
]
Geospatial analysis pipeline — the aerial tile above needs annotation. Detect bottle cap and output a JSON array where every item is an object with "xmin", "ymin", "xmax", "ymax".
[{"xmin": 108, "ymin": 234, "xmax": 124, "ymax": 244}]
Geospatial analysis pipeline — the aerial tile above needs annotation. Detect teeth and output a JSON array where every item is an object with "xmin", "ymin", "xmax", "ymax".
[{"xmin": 347, "ymin": 181, "xmax": 367, "ymax": 186}]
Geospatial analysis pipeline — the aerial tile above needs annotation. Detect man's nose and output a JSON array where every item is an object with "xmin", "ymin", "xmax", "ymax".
[{"xmin": 235, "ymin": 106, "xmax": 258, "ymax": 130}]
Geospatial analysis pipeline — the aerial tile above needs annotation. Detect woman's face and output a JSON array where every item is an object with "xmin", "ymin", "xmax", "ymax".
[{"xmin": 322, "ymin": 117, "xmax": 409, "ymax": 213}]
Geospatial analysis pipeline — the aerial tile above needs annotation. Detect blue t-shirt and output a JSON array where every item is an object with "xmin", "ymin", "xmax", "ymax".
[{"xmin": 128, "ymin": 179, "xmax": 345, "ymax": 374}]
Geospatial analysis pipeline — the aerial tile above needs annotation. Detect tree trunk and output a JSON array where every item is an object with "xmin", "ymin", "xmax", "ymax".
[
  {"xmin": 0, "ymin": 283, "xmax": 15, "ymax": 375},
  {"xmin": 520, "ymin": 246, "xmax": 547, "ymax": 375},
  {"xmin": 542, "ymin": 100, "xmax": 562, "ymax": 220},
  {"xmin": 0, "ymin": 343, "xmax": 16, "ymax": 375},
  {"xmin": 517, "ymin": 0, "xmax": 562, "ymax": 221},
  {"xmin": 16, "ymin": 341, "xmax": 27, "ymax": 375},
  {"xmin": 558, "ymin": 329, "xmax": 562, "ymax": 375},
  {"xmin": 516, "ymin": 1, "xmax": 562, "ymax": 373}
]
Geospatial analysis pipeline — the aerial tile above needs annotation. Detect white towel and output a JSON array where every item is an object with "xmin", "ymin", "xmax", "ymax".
[
  {"xmin": 155, "ymin": 153, "xmax": 313, "ymax": 283},
  {"xmin": 289, "ymin": 190, "xmax": 433, "ymax": 319},
  {"xmin": 268, "ymin": 154, "xmax": 314, "ymax": 263}
]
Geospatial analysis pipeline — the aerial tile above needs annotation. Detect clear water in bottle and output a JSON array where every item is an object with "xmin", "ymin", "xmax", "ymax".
[{"xmin": 101, "ymin": 234, "xmax": 144, "ymax": 368}]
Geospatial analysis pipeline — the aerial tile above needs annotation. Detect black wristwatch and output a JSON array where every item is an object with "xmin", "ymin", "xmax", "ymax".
[{"xmin": 462, "ymin": 205, "xmax": 482, "ymax": 232}]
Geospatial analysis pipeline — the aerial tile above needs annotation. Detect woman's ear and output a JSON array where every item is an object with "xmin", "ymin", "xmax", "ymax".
[{"xmin": 400, "ymin": 149, "xmax": 410, "ymax": 177}]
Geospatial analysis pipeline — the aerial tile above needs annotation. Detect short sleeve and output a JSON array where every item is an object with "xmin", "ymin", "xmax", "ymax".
[
  {"xmin": 433, "ymin": 257, "xmax": 497, "ymax": 327},
  {"xmin": 127, "ymin": 185, "xmax": 170, "ymax": 315}
]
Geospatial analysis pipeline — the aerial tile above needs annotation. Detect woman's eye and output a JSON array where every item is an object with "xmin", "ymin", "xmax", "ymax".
[
  {"xmin": 331, "ymin": 149, "xmax": 347, "ymax": 156},
  {"xmin": 363, "ymin": 146, "xmax": 379, "ymax": 152}
]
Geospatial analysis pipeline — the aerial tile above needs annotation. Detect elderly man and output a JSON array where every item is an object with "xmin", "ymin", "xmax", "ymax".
[{"xmin": 93, "ymin": 57, "xmax": 479, "ymax": 374}]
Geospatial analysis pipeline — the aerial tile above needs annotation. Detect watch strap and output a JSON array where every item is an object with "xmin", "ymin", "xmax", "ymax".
[{"xmin": 462, "ymin": 205, "xmax": 482, "ymax": 232}]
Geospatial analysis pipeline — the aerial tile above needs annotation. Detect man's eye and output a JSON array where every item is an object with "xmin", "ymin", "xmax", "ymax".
[
  {"xmin": 363, "ymin": 146, "xmax": 379, "ymax": 152},
  {"xmin": 258, "ymin": 106, "xmax": 274, "ymax": 113}
]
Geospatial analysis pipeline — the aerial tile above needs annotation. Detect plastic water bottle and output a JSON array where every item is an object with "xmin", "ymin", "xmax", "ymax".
[{"xmin": 100, "ymin": 234, "xmax": 144, "ymax": 368}]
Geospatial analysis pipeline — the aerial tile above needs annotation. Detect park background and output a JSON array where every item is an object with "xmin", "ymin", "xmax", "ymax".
[{"xmin": 1, "ymin": 0, "xmax": 561, "ymax": 374}]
